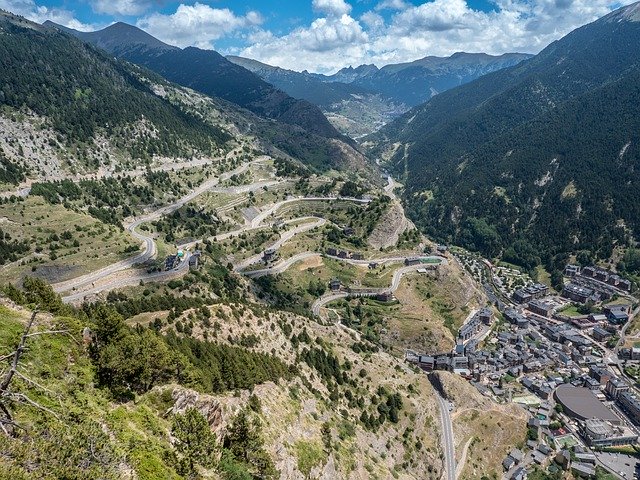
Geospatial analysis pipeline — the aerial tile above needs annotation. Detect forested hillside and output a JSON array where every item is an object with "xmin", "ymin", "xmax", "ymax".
[
  {"xmin": 46, "ymin": 20, "xmax": 370, "ymax": 171},
  {"xmin": 54, "ymin": 22, "xmax": 342, "ymax": 140},
  {"xmin": 370, "ymin": 3, "xmax": 640, "ymax": 272},
  {"xmin": 0, "ymin": 11, "xmax": 229, "ymax": 163}
]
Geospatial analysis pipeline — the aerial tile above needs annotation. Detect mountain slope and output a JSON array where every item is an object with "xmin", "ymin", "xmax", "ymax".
[
  {"xmin": 228, "ymin": 53, "xmax": 530, "ymax": 137},
  {"xmin": 370, "ymin": 2, "xmax": 640, "ymax": 265},
  {"xmin": 54, "ymin": 22, "xmax": 342, "ymax": 141},
  {"xmin": 319, "ymin": 52, "xmax": 532, "ymax": 107},
  {"xmin": 0, "ymin": 10, "xmax": 229, "ymax": 171},
  {"xmin": 227, "ymin": 55, "xmax": 405, "ymax": 138},
  {"xmin": 227, "ymin": 55, "xmax": 374, "ymax": 108}
]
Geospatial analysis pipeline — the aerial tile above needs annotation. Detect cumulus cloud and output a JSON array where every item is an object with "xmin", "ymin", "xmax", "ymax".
[
  {"xmin": 136, "ymin": 3, "xmax": 263, "ymax": 49},
  {"xmin": 241, "ymin": 12, "xmax": 367, "ymax": 72},
  {"xmin": 0, "ymin": 0, "xmax": 97, "ymax": 30},
  {"xmin": 375, "ymin": 0, "xmax": 410, "ymax": 11},
  {"xmin": 239, "ymin": 0, "xmax": 637, "ymax": 73},
  {"xmin": 312, "ymin": 0, "xmax": 352, "ymax": 17},
  {"xmin": 91, "ymin": 0, "xmax": 155, "ymax": 16}
]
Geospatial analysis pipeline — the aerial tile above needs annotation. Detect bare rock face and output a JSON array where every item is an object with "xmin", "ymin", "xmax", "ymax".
[{"xmin": 169, "ymin": 387, "xmax": 225, "ymax": 436}]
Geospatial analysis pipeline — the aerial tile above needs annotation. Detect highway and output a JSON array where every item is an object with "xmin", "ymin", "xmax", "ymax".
[{"xmin": 56, "ymin": 161, "xmax": 434, "ymax": 307}]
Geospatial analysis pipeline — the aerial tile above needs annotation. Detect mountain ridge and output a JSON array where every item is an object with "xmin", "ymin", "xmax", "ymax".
[
  {"xmin": 45, "ymin": 21, "xmax": 345, "ymax": 143},
  {"xmin": 369, "ymin": 1, "xmax": 640, "ymax": 270}
]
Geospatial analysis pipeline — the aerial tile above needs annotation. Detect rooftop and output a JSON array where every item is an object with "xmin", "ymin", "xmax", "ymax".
[{"xmin": 554, "ymin": 384, "xmax": 620, "ymax": 423}]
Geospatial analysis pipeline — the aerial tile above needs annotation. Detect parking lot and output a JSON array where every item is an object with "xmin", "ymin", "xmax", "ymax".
[{"xmin": 596, "ymin": 452, "xmax": 637, "ymax": 479}]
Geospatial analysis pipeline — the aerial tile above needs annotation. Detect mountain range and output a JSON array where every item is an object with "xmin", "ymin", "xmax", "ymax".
[
  {"xmin": 42, "ymin": 20, "xmax": 370, "ymax": 172},
  {"xmin": 370, "ymin": 1, "xmax": 640, "ymax": 271},
  {"xmin": 228, "ymin": 52, "xmax": 530, "ymax": 137}
]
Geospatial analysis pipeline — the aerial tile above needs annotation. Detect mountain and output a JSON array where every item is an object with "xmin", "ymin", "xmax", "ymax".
[
  {"xmin": 227, "ymin": 56, "xmax": 375, "ymax": 108},
  {"xmin": 370, "ymin": 1, "xmax": 640, "ymax": 272},
  {"xmin": 51, "ymin": 22, "xmax": 342, "ymax": 142},
  {"xmin": 318, "ymin": 52, "xmax": 532, "ymax": 107},
  {"xmin": 227, "ymin": 53, "xmax": 530, "ymax": 138},
  {"xmin": 227, "ymin": 55, "xmax": 405, "ymax": 138},
  {"xmin": 0, "ymin": 10, "xmax": 229, "ymax": 173}
]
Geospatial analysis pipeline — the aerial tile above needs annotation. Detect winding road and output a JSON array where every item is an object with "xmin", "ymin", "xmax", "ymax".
[
  {"xmin": 310, "ymin": 260, "xmax": 444, "ymax": 316},
  {"xmin": 56, "ymin": 165, "xmax": 381, "ymax": 303},
  {"xmin": 53, "ymin": 158, "xmax": 266, "ymax": 297}
]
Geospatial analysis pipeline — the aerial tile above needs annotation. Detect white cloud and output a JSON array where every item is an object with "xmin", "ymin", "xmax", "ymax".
[
  {"xmin": 136, "ymin": 3, "xmax": 263, "ymax": 49},
  {"xmin": 375, "ymin": 0, "xmax": 410, "ymax": 11},
  {"xmin": 239, "ymin": 0, "xmax": 637, "ymax": 73},
  {"xmin": 0, "ymin": 0, "xmax": 97, "ymax": 30},
  {"xmin": 241, "ymin": 12, "xmax": 367, "ymax": 72},
  {"xmin": 91, "ymin": 0, "xmax": 154, "ymax": 16},
  {"xmin": 312, "ymin": 0, "xmax": 352, "ymax": 17}
]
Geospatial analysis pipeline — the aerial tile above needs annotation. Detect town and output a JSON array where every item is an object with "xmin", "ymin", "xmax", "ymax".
[{"xmin": 408, "ymin": 261, "xmax": 640, "ymax": 479}]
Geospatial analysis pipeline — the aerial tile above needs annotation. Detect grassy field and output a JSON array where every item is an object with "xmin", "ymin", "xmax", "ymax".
[
  {"xmin": 0, "ymin": 197, "xmax": 138, "ymax": 284},
  {"xmin": 558, "ymin": 304, "xmax": 583, "ymax": 317}
]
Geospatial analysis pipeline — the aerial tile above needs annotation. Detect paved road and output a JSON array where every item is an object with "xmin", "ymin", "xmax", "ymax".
[
  {"xmin": 250, "ymin": 196, "xmax": 371, "ymax": 228},
  {"xmin": 56, "ymin": 159, "xmax": 266, "ymax": 299},
  {"xmin": 57, "ymin": 168, "xmax": 420, "ymax": 304},
  {"xmin": 234, "ymin": 218, "xmax": 327, "ymax": 271},
  {"xmin": 59, "ymin": 177, "xmax": 373, "ymax": 302},
  {"xmin": 61, "ymin": 253, "xmax": 192, "ymax": 303},
  {"xmin": 310, "ymin": 261, "xmax": 444, "ymax": 316},
  {"xmin": 435, "ymin": 392, "xmax": 456, "ymax": 480},
  {"xmin": 243, "ymin": 252, "xmax": 321, "ymax": 278},
  {"xmin": 0, "ymin": 151, "xmax": 242, "ymax": 200}
]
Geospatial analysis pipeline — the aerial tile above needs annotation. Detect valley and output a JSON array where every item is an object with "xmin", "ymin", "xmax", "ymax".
[{"xmin": 1, "ymin": 3, "xmax": 640, "ymax": 480}]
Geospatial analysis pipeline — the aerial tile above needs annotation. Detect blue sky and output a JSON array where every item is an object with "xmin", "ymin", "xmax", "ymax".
[{"xmin": 0, "ymin": 0, "xmax": 634, "ymax": 72}]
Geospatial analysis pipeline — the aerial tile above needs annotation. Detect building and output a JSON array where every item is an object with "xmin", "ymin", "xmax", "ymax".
[
  {"xmin": 512, "ymin": 289, "xmax": 532, "ymax": 304},
  {"xmin": 565, "ymin": 264, "xmax": 580, "ymax": 277},
  {"xmin": 329, "ymin": 278, "xmax": 341, "ymax": 291},
  {"xmin": 375, "ymin": 292, "xmax": 394, "ymax": 302},
  {"xmin": 188, "ymin": 251, "xmax": 201, "ymax": 271},
  {"xmin": 478, "ymin": 308, "xmax": 493, "ymax": 325},
  {"xmin": 605, "ymin": 377, "xmax": 629, "ymax": 399},
  {"xmin": 528, "ymin": 299, "xmax": 554, "ymax": 317},
  {"xmin": 554, "ymin": 385, "xmax": 621, "ymax": 424},
  {"xmin": 562, "ymin": 283, "xmax": 594, "ymax": 303},
  {"xmin": 571, "ymin": 462, "xmax": 596, "ymax": 478},
  {"xmin": 581, "ymin": 418, "xmax": 638, "ymax": 447},
  {"xmin": 618, "ymin": 279, "xmax": 632, "ymax": 292},
  {"xmin": 605, "ymin": 306, "xmax": 629, "ymax": 325},
  {"xmin": 589, "ymin": 365, "xmax": 612, "ymax": 385},
  {"xmin": 618, "ymin": 391, "xmax": 640, "ymax": 426},
  {"xmin": 417, "ymin": 356, "xmax": 434, "ymax": 371},
  {"xmin": 263, "ymin": 248, "xmax": 278, "ymax": 263},
  {"xmin": 591, "ymin": 327, "xmax": 611, "ymax": 342}
]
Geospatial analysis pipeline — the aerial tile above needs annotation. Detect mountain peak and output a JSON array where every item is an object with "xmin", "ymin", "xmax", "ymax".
[{"xmin": 88, "ymin": 22, "xmax": 176, "ymax": 52}]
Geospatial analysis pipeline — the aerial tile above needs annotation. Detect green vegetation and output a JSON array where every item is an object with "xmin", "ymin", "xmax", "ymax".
[
  {"xmin": 0, "ymin": 273, "xmax": 289, "ymax": 478},
  {"xmin": 293, "ymin": 440, "xmax": 326, "ymax": 477},
  {"xmin": 0, "ymin": 147, "xmax": 25, "ymax": 185},
  {"xmin": 31, "ymin": 172, "xmax": 186, "ymax": 227},
  {"xmin": 0, "ymin": 227, "xmax": 29, "ymax": 265},
  {"xmin": 377, "ymin": 11, "xmax": 640, "ymax": 266},
  {"xmin": 0, "ymin": 16, "xmax": 229, "ymax": 163}
]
